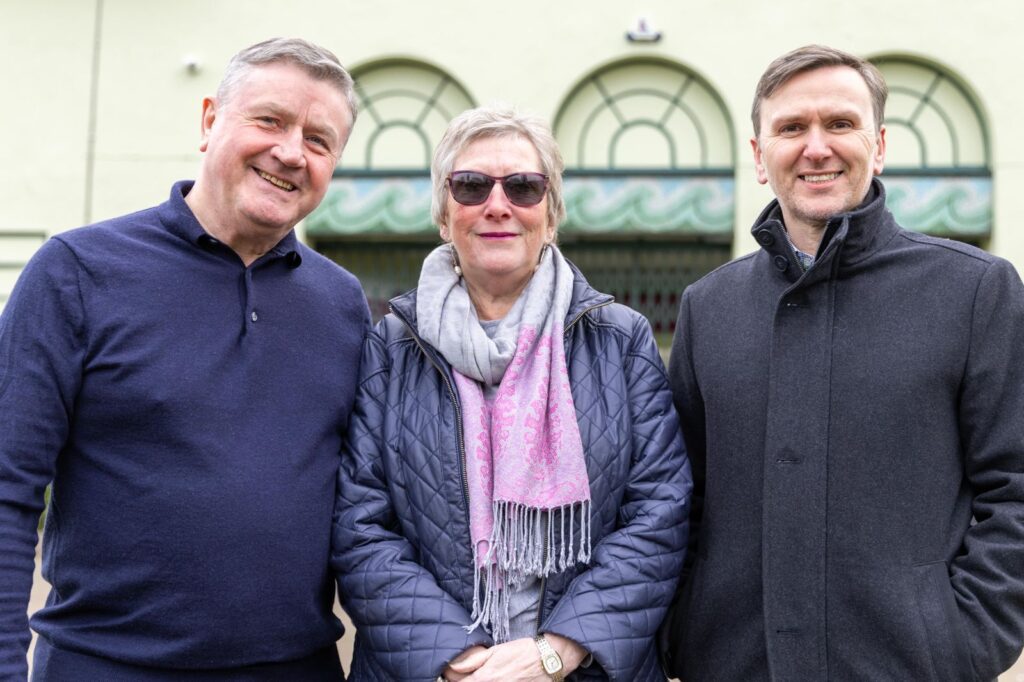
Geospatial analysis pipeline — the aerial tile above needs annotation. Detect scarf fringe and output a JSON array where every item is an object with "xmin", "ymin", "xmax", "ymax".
[{"xmin": 465, "ymin": 499, "xmax": 592, "ymax": 641}]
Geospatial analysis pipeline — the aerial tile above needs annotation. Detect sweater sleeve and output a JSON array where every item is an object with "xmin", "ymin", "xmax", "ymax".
[
  {"xmin": 951, "ymin": 257, "xmax": 1024, "ymax": 679},
  {"xmin": 0, "ymin": 239, "xmax": 86, "ymax": 679},
  {"xmin": 331, "ymin": 330, "xmax": 492, "ymax": 682},
  {"xmin": 540, "ymin": 314, "xmax": 692, "ymax": 680}
]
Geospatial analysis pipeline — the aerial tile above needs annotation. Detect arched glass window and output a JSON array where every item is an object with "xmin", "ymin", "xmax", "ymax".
[
  {"xmin": 873, "ymin": 57, "xmax": 991, "ymax": 240},
  {"xmin": 552, "ymin": 59, "xmax": 735, "ymax": 337},
  {"xmin": 306, "ymin": 60, "xmax": 474, "ymax": 319},
  {"xmin": 554, "ymin": 58, "xmax": 734, "ymax": 171},
  {"xmin": 342, "ymin": 60, "xmax": 474, "ymax": 170},
  {"xmin": 309, "ymin": 59, "xmax": 474, "ymax": 241}
]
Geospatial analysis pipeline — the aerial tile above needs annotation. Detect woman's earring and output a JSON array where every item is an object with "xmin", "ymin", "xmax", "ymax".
[
  {"xmin": 535, "ymin": 242, "xmax": 550, "ymax": 270},
  {"xmin": 449, "ymin": 242, "xmax": 463, "ymax": 277}
]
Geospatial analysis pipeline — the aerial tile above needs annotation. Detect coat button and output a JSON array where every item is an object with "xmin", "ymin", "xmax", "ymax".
[
  {"xmin": 756, "ymin": 230, "xmax": 775, "ymax": 246},
  {"xmin": 773, "ymin": 255, "xmax": 789, "ymax": 271}
]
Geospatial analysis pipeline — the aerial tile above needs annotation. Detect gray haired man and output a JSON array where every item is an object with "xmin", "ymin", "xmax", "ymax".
[
  {"xmin": 661, "ymin": 44, "xmax": 1024, "ymax": 680},
  {"xmin": 0, "ymin": 38, "xmax": 368, "ymax": 679}
]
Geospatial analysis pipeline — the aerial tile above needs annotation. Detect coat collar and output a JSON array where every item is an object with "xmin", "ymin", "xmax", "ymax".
[{"xmin": 750, "ymin": 178, "xmax": 900, "ymax": 282}]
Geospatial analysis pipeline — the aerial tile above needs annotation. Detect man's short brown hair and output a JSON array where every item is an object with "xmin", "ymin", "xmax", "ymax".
[{"xmin": 751, "ymin": 44, "xmax": 887, "ymax": 137}]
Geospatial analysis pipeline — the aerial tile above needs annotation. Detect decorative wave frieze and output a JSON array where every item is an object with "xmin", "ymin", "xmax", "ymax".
[
  {"xmin": 305, "ymin": 174, "xmax": 991, "ymax": 239},
  {"xmin": 306, "ymin": 174, "xmax": 736, "ymax": 237},
  {"xmin": 880, "ymin": 176, "xmax": 991, "ymax": 237},
  {"xmin": 561, "ymin": 176, "xmax": 734, "ymax": 234},
  {"xmin": 306, "ymin": 176, "xmax": 435, "ymax": 236}
]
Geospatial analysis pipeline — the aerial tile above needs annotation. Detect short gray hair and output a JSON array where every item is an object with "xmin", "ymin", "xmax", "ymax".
[
  {"xmin": 431, "ymin": 104, "xmax": 566, "ymax": 234},
  {"xmin": 217, "ymin": 37, "xmax": 357, "ymax": 125},
  {"xmin": 752, "ymin": 44, "xmax": 887, "ymax": 137}
]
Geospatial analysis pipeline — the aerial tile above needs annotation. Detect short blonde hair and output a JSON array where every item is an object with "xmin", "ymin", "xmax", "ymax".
[{"xmin": 431, "ymin": 104, "xmax": 566, "ymax": 234}]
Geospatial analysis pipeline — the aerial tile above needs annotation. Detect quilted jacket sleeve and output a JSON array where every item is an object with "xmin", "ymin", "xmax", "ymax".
[
  {"xmin": 541, "ymin": 312, "xmax": 692, "ymax": 680},
  {"xmin": 331, "ymin": 328, "xmax": 492, "ymax": 681},
  {"xmin": 951, "ymin": 257, "xmax": 1024, "ymax": 679}
]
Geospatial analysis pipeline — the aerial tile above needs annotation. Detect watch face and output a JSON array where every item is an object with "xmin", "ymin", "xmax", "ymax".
[{"xmin": 543, "ymin": 654, "xmax": 562, "ymax": 674}]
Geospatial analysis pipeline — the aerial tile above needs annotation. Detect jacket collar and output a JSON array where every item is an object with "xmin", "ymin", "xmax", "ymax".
[
  {"xmin": 389, "ymin": 254, "xmax": 612, "ymax": 334},
  {"xmin": 566, "ymin": 258, "xmax": 615, "ymax": 320},
  {"xmin": 750, "ymin": 178, "xmax": 900, "ymax": 282}
]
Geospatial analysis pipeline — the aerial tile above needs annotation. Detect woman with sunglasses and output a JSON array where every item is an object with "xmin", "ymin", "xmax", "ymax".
[{"xmin": 332, "ymin": 105, "xmax": 691, "ymax": 681}]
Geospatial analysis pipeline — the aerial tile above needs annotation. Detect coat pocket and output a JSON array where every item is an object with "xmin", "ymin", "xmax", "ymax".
[{"xmin": 913, "ymin": 561, "xmax": 975, "ymax": 681}]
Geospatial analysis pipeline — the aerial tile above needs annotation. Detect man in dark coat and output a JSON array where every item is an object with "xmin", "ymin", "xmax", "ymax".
[{"xmin": 661, "ymin": 44, "xmax": 1024, "ymax": 680}]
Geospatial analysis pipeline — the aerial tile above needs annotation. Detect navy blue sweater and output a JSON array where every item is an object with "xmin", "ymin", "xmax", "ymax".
[{"xmin": 0, "ymin": 182, "xmax": 369, "ymax": 679}]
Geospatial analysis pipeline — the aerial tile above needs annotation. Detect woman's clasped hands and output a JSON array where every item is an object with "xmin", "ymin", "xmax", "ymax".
[{"xmin": 443, "ymin": 634, "xmax": 587, "ymax": 681}]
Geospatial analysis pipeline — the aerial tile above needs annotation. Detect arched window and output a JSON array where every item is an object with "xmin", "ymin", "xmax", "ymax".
[
  {"xmin": 343, "ymin": 60, "xmax": 474, "ymax": 170},
  {"xmin": 306, "ymin": 60, "xmax": 474, "ymax": 318},
  {"xmin": 873, "ymin": 57, "xmax": 991, "ymax": 240},
  {"xmin": 554, "ymin": 58, "xmax": 734, "ymax": 171},
  {"xmin": 552, "ymin": 59, "xmax": 735, "ymax": 336}
]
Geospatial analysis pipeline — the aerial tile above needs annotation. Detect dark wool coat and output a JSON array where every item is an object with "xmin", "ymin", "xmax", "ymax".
[
  {"xmin": 662, "ymin": 180, "xmax": 1024, "ymax": 681},
  {"xmin": 332, "ymin": 268, "xmax": 692, "ymax": 681}
]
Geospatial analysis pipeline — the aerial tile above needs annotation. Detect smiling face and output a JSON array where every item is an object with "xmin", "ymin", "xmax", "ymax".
[
  {"xmin": 442, "ymin": 135, "xmax": 554, "ymax": 303},
  {"xmin": 187, "ymin": 62, "xmax": 352, "ymax": 261},
  {"xmin": 752, "ymin": 65, "xmax": 886, "ymax": 239}
]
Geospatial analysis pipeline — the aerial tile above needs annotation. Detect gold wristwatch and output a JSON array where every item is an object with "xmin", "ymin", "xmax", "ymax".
[{"xmin": 534, "ymin": 634, "xmax": 565, "ymax": 681}]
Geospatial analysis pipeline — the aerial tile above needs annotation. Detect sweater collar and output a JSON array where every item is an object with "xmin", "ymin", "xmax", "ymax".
[
  {"xmin": 157, "ymin": 180, "xmax": 303, "ymax": 268},
  {"xmin": 750, "ymin": 178, "xmax": 898, "ymax": 281}
]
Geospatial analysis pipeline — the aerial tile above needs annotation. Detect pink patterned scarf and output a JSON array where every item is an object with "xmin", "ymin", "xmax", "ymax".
[{"xmin": 416, "ymin": 245, "xmax": 591, "ymax": 641}]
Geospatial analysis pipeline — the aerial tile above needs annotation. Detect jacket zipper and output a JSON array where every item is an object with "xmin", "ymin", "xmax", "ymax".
[{"xmin": 535, "ymin": 298, "xmax": 613, "ymax": 635}]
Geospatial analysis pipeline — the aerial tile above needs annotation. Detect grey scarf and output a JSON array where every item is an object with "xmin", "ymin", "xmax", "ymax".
[{"xmin": 416, "ymin": 244, "xmax": 565, "ymax": 385}]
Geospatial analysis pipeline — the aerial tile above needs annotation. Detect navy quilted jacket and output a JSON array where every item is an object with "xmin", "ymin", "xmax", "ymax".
[{"xmin": 332, "ymin": 267, "xmax": 691, "ymax": 681}]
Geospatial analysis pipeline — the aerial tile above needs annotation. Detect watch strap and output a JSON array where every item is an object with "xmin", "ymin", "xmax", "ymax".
[{"xmin": 534, "ymin": 634, "xmax": 565, "ymax": 682}]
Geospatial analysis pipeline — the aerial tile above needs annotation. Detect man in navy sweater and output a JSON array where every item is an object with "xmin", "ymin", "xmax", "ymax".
[{"xmin": 0, "ymin": 38, "xmax": 369, "ymax": 679}]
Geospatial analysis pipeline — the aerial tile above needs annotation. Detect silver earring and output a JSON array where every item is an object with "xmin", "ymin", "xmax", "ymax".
[{"xmin": 449, "ymin": 242, "xmax": 463, "ymax": 277}]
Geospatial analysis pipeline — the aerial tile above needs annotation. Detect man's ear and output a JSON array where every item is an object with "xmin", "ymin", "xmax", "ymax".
[
  {"xmin": 872, "ymin": 125, "xmax": 887, "ymax": 176},
  {"xmin": 199, "ymin": 97, "xmax": 217, "ymax": 153},
  {"xmin": 751, "ymin": 137, "xmax": 769, "ymax": 185}
]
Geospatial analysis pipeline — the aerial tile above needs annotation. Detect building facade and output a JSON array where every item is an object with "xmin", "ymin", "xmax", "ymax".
[{"xmin": 3, "ymin": 0, "xmax": 1023, "ymax": 326}]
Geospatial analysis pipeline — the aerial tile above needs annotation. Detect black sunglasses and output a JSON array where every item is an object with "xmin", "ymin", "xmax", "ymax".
[{"xmin": 447, "ymin": 171, "xmax": 549, "ymax": 207}]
